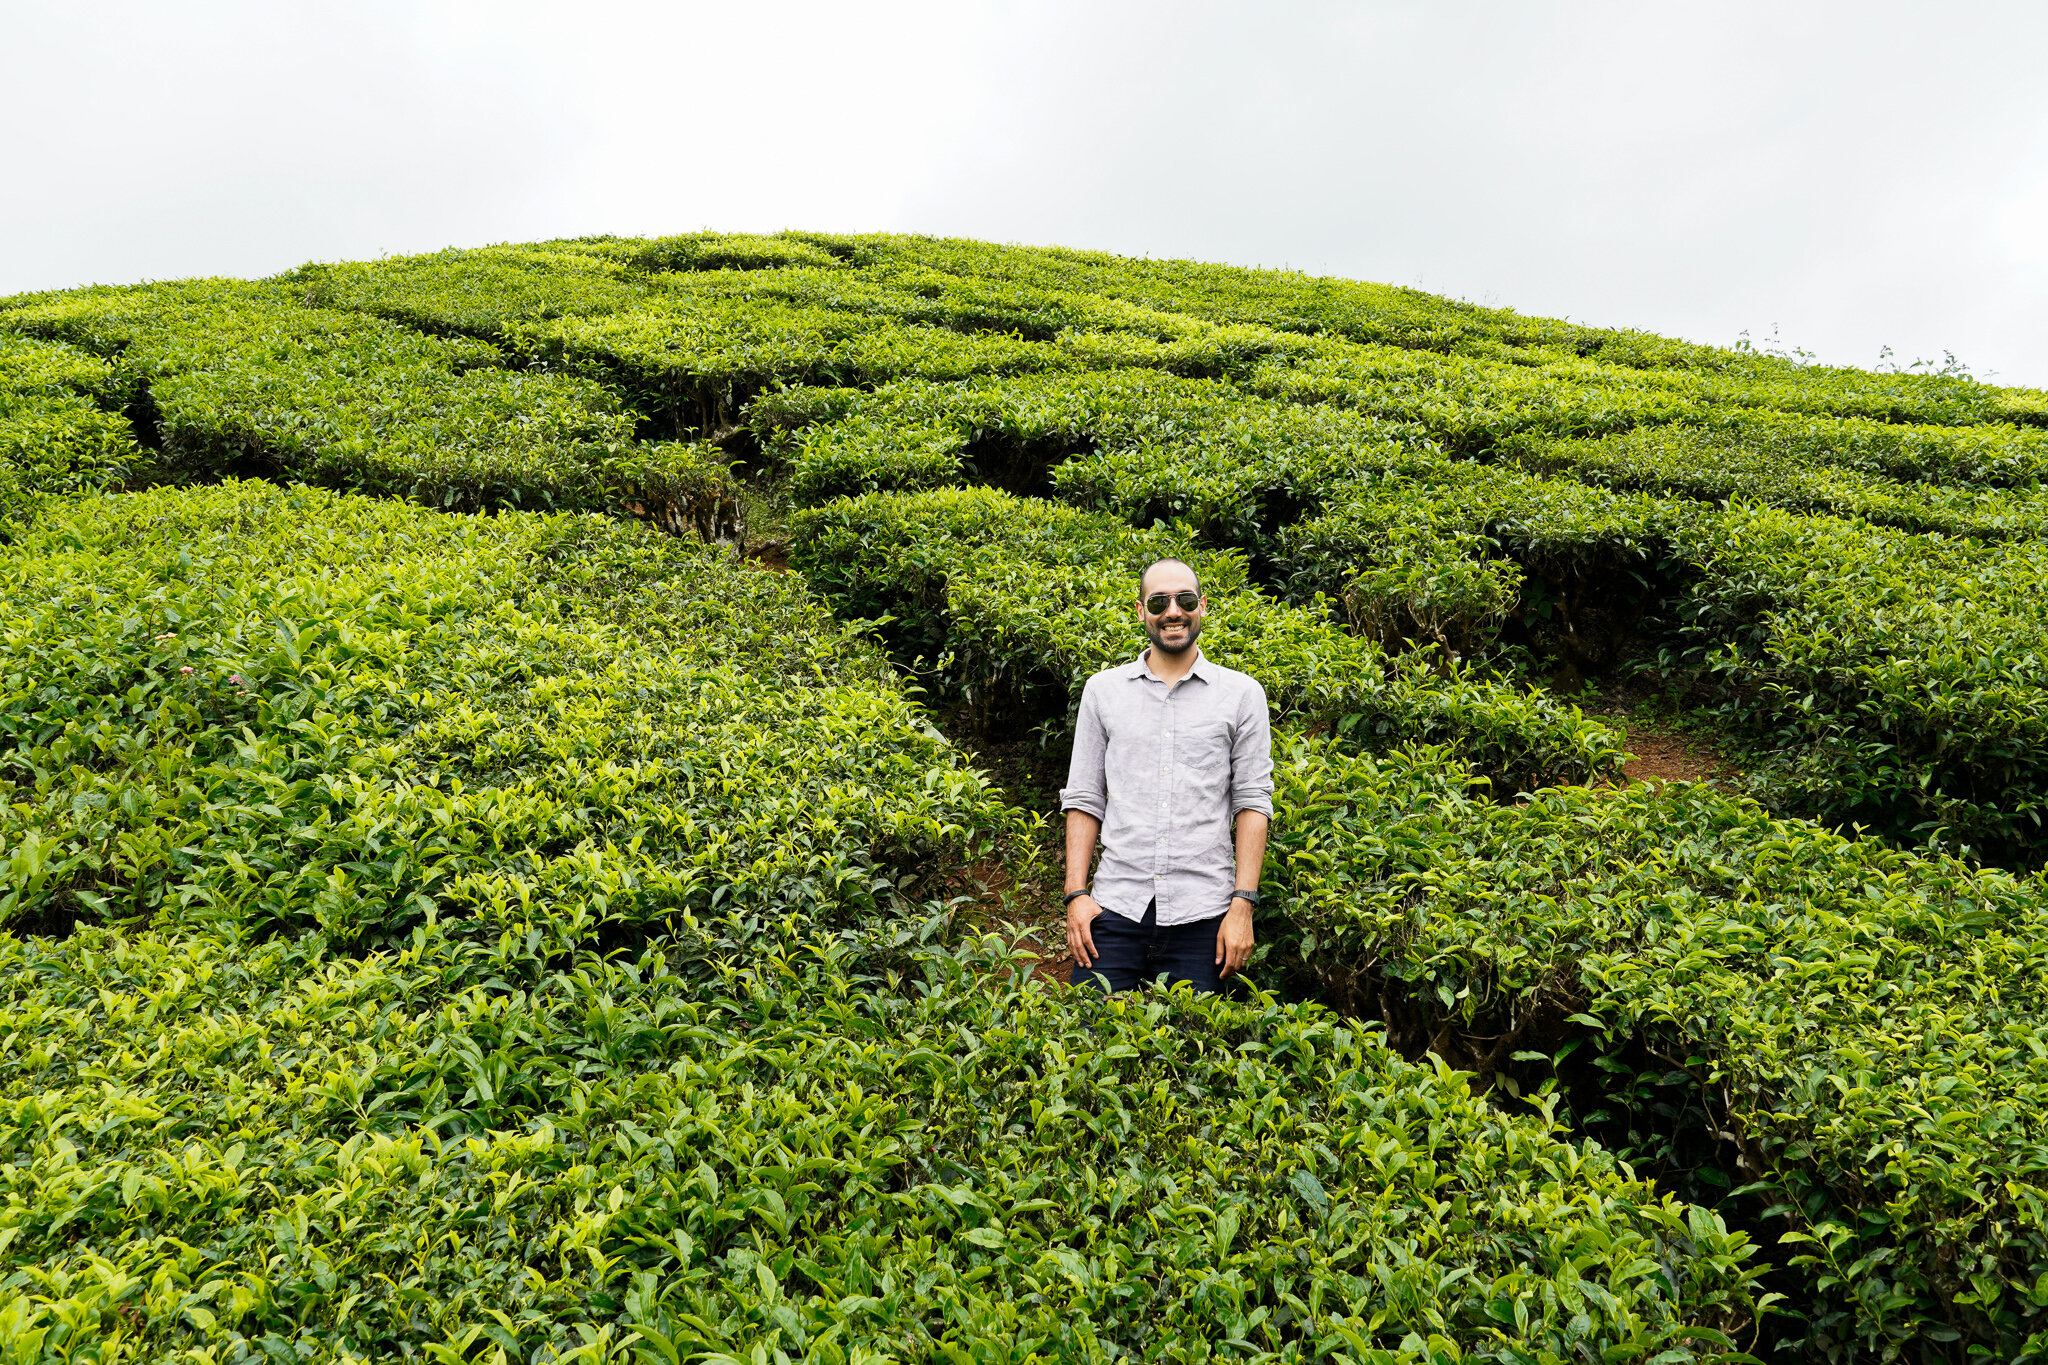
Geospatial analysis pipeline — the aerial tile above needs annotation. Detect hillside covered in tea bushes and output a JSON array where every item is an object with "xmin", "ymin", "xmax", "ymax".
[{"xmin": 4, "ymin": 232, "xmax": 2048, "ymax": 1363}]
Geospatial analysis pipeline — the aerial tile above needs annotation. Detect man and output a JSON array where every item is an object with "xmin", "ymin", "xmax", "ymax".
[{"xmin": 1058, "ymin": 557, "xmax": 1274, "ymax": 993}]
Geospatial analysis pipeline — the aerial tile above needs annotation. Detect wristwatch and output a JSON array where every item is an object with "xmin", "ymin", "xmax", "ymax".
[{"xmin": 1231, "ymin": 889, "xmax": 1260, "ymax": 906}]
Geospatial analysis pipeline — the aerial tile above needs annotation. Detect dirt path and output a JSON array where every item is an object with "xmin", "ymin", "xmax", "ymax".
[
  {"xmin": 927, "ymin": 714, "xmax": 1078, "ymax": 987},
  {"xmin": 1577, "ymin": 683, "xmax": 1742, "ymax": 789},
  {"xmin": 1618, "ymin": 724, "xmax": 1736, "ymax": 786}
]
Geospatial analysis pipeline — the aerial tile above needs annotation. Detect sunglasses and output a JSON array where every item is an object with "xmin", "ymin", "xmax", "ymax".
[{"xmin": 1144, "ymin": 590, "xmax": 1202, "ymax": 615}]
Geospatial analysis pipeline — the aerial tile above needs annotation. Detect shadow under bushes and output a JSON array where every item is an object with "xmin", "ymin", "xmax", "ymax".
[{"xmin": 961, "ymin": 429, "xmax": 1096, "ymax": 500}]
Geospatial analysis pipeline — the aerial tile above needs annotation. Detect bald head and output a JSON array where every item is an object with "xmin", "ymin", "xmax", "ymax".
[{"xmin": 1138, "ymin": 558, "xmax": 1200, "ymax": 599}]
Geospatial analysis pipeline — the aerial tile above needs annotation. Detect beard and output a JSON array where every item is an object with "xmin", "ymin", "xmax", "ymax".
[{"xmin": 1147, "ymin": 615, "xmax": 1202, "ymax": 656}]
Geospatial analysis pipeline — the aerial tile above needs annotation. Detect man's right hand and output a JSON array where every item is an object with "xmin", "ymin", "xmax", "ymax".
[{"xmin": 1065, "ymin": 894, "xmax": 1104, "ymax": 968}]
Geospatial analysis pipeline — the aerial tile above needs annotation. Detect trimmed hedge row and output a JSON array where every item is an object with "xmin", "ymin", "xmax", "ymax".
[
  {"xmin": 1264, "ymin": 737, "xmax": 2048, "ymax": 1359},
  {"xmin": 278, "ymin": 240, "xmax": 2048, "ymax": 492},
  {"xmin": 1243, "ymin": 344, "xmax": 1712, "ymax": 454},
  {"xmin": 668, "ymin": 259, "xmax": 2041, "ymax": 454},
  {"xmin": 0, "ymin": 480, "xmax": 1004, "ymax": 941},
  {"xmin": 0, "ymin": 334, "xmax": 145, "ymax": 516},
  {"xmin": 505, "ymin": 270, "xmax": 1332, "ymax": 449},
  {"xmin": 287, "ymin": 243, "xmax": 652, "ymax": 338},
  {"xmin": 775, "ymin": 233, "xmax": 1751, "ymax": 369},
  {"xmin": 0, "ymin": 487, "xmax": 1771, "ymax": 1365},
  {"xmin": 287, "ymin": 235, "xmax": 847, "ymax": 342},
  {"xmin": 0, "ymin": 281, "xmax": 738, "ymax": 535},
  {"xmin": 507, "ymin": 296, "xmax": 1078, "ymax": 444},
  {"xmin": 1279, "ymin": 475, "xmax": 2048, "ymax": 859},
  {"xmin": 1274, "ymin": 469, "xmax": 1687, "ymax": 674},
  {"xmin": 664, "ymin": 260, "xmax": 1309, "ymax": 379},
  {"xmin": 770, "ymin": 370, "xmax": 1434, "ymax": 551},
  {"xmin": 286, "ymin": 246, "xmax": 1292, "ymax": 396},
  {"xmin": 789, "ymin": 485, "xmax": 1623, "ymax": 793},
  {"xmin": 774, "ymin": 234, "xmax": 2048, "ymax": 427},
  {"xmin": 664, "ymin": 261, "xmax": 1163, "ymax": 346},
  {"xmin": 602, "ymin": 229, "xmax": 849, "ymax": 274},
  {"xmin": 1525, "ymin": 410, "xmax": 2048, "ymax": 492},
  {"xmin": 11, "ymin": 230, "xmax": 2047, "ymax": 1365},
  {"xmin": 1661, "ymin": 505, "xmax": 2048, "ymax": 860},
  {"xmin": 1247, "ymin": 345, "xmax": 2047, "ymax": 456},
  {"xmin": 1514, "ymin": 422, "xmax": 2048, "ymax": 538},
  {"xmin": 805, "ymin": 380, "xmax": 2048, "ymax": 857},
  {"xmin": 0, "ymin": 917, "xmax": 1770, "ymax": 1363}
]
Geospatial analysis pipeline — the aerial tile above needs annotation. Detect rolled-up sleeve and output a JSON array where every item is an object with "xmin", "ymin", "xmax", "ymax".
[
  {"xmin": 1229, "ymin": 681, "xmax": 1275, "ymax": 820},
  {"xmin": 1059, "ymin": 678, "xmax": 1109, "ymax": 820}
]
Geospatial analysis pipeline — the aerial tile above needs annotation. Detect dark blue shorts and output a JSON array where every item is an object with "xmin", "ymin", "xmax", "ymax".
[{"xmin": 1070, "ymin": 897, "xmax": 1226, "ymax": 995}]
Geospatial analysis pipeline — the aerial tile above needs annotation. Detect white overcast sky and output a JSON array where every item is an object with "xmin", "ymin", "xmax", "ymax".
[{"xmin": 7, "ymin": 0, "xmax": 2046, "ymax": 385}]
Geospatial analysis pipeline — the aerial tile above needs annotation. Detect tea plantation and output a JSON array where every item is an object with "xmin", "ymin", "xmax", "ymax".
[{"xmin": 4, "ymin": 233, "xmax": 2048, "ymax": 1363}]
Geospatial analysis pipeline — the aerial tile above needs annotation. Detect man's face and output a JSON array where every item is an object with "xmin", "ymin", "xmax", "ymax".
[{"xmin": 1138, "ymin": 565, "xmax": 1206, "ymax": 657}]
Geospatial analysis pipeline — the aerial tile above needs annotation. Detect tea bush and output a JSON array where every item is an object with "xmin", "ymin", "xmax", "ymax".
[
  {"xmin": 287, "ymin": 244, "xmax": 653, "ymax": 337},
  {"xmin": 1264, "ymin": 737, "xmax": 2048, "ymax": 1359},
  {"xmin": 1274, "ymin": 469, "xmax": 1690, "ymax": 674},
  {"xmin": 0, "ymin": 474, "xmax": 1765, "ymax": 1361},
  {"xmin": 0, "ymin": 480, "xmax": 1006, "ymax": 941},
  {"xmin": 507, "ymin": 297, "xmax": 1078, "ymax": 444},
  {"xmin": 774, "ymin": 370, "xmax": 1434, "ymax": 549},
  {"xmin": 1246, "ymin": 342, "xmax": 2034, "ymax": 455},
  {"xmin": 789, "ymin": 485, "xmax": 1622, "ymax": 791},
  {"xmin": 661, "ymin": 260, "xmax": 1315, "ymax": 381},
  {"xmin": 768, "ymin": 237, "xmax": 2047, "ymax": 425},
  {"xmin": 1278, "ymin": 474, "xmax": 2048, "ymax": 855},
  {"xmin": 776, "ymin": 233, "xmax": 1726, "ymax": 364},
  {"xmin": 0, "ymin": 916, "xmax": 1770, "ymax": 1363},
  {"xmin": 12, "ymin": 230, "xmax": 2048, "ymax": 1363},
  {"xmin": 277, "ymin": 234, "xmax": 2045, "ymax": 475},
  {"xmin": 609, "ymin": 229, "xmax": 848, "ymax": 273},
  {"xmin": 0, "ymin": 282, "xmax": 738, "ymax": 534},
  {"xmin": 1680, "ymin": 363, "xmax": 2045, "ymax": 428},
  {"xmin": 0, "ymin": 334, "xmax": 146, "ymax": 515},
  {"xmin": 1243, "ymin": 343, "xmax": 1714, "ymax": 454},
  {"xmin": 1662, "ymin": 505, "xmax": 2048, "ymax": 859},
  {"xmin": 1515, "ymin": 423, "xmax": 2048, "ymax": 537},
  {"xmin": 1524, "ymin": 410, "xmax": 2048, "ymax": 492},
  {"xmin": 660, "ymin": 262, "xmax": 1148, "ymax": 346}
]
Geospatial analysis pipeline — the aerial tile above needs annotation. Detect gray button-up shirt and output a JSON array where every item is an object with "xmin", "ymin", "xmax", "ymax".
[{"xmin": 1058, "ymin": 649, "xmax": 1275, "ymax": 926}]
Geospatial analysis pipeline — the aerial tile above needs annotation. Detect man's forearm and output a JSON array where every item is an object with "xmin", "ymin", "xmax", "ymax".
[
  {"xmin": 1232, "ymin": 809, "xmax": 1270, "ymax": 894},
  {"xmin": 1065, "ymin": 811, "xmax": 1102, "ymax": 893}
]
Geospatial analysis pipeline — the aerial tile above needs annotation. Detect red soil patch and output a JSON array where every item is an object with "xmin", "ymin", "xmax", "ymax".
[
  {"xmin": 949, "ymin": 851, "xmax": 1075, "ymax": 988},
  {"xmin": 1003, "ymin": 934, "xmax": 1076, "ymax": 987},
  {"xmin": 747, "ymin": 539, "xmax": 790, "ymax": 573},
  {"xmin": 1619, "ymin": 726, "xmax": 1735, "ymax": 786},
  {"xmin": 1582, "ymin": 689, "xmax": 1741, "ymax": 789}
]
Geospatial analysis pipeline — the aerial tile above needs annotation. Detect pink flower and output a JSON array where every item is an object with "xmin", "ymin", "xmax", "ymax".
[
  {"xmin": 179, "ymin": 666, "xmax": 193, "ymax": 675},
  {"xmin": 229, "ymin": 674, "xmax": 243, "ymax": 684}
]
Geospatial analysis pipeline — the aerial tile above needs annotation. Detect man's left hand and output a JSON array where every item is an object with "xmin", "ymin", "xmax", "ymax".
[{"xmin": 1216, "ymin": 901, "xmax": 1255, "ymax": 978}]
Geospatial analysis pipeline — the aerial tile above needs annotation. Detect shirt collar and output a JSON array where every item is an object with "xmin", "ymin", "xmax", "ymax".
[{"xmin": 1126, "ymin": 647, "xmax": 1210, "ymax": 684}]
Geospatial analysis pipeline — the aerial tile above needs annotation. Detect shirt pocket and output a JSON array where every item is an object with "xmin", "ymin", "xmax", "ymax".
[{"xmin": 1178, "ymin": 718, "xmax": 1235, "ymax": 783}]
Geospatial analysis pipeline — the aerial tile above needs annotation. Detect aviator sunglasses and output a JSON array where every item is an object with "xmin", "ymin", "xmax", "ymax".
[{"xmin": 1144, "ymin": 590, "xmax": 1202, "ymax": 615}]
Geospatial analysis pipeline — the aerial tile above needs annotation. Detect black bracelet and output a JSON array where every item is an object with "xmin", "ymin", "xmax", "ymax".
[
  {"xmin": 1231, "ymin": 889, "xmax": 1260, "ymax": 906},
  {"xmin": 1063, "ymin": 889, "xmax": 1093, "ymax": 906}
]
